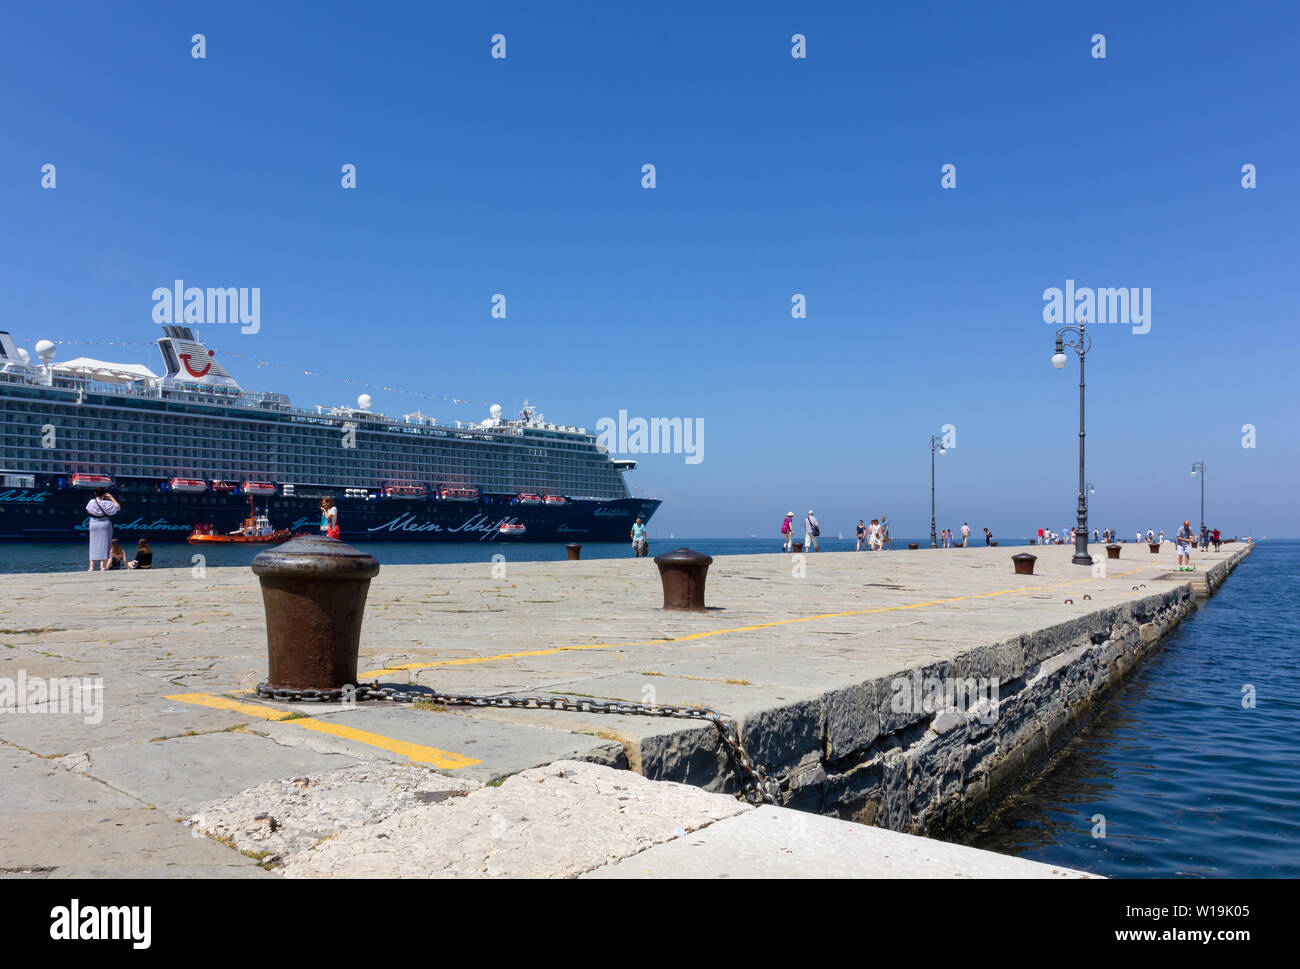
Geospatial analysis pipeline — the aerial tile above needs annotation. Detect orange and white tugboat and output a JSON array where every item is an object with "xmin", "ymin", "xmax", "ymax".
[{"xmin": 189, "ymin": 497, "xmax": 291, "ymax": 545}]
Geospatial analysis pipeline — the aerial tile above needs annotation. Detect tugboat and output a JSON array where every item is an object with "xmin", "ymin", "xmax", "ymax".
[{"xmin": 189, "ymin": 497, "xmax": 291, "ymax": 545}]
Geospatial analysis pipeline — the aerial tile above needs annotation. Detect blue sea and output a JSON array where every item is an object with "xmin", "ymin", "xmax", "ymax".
[{"xmin": 963, "ymin": 539, "xmax": 1300, "ymax": 878}]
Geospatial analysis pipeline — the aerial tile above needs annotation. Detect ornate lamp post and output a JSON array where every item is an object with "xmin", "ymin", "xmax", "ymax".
[
  {"xmin": 1052, "ymin": 319, "xmax": 1093, "ymax": 566},
  {"xmin": 1190, "ymin": 461, "xmax": 1206, "ymax": 534},
  {"xmin": 929, "ymin": 433, "xmax": 946, "ymax": 548}
]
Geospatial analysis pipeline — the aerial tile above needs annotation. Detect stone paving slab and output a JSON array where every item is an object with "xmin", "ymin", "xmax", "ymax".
[
  {"xmin": 61, "ymin": 731, "xmax": 363, "ymax": 816},
  {"xmin": 0, "ymin": 746, "xmax": 140, "ymax": 811},
  {"xmin": 582, "ymin": 804, "xmax": 1093, "ymax": 879},
  {"xmin": 0, "ymin": 808, "xmax": 271, "ymax": 877},
  {"xmin": 255, "ymin": 704, "xmax": 628, "ymax": 780}
]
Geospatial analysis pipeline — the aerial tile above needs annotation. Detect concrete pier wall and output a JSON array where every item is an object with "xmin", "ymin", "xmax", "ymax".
[{"xmin": 638, "ymin": 545, "xmax": 1253, "ymax": 834}]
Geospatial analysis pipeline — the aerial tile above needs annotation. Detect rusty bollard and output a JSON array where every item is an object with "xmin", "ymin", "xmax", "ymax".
[
  {"xmin": 566, "ymin": 543, "xmax": 582, "ymax": 561},
  {"xmin": 1012, "ymin": 552, "xmax": 1037, "ymax": 576},
  {"xmin": 251, "ymin": 535, "xmax": 380, "ymax": 693},
  {"xmin": 1148, "ymin": 542, "xmax": 1161, "ymax": 554},
  {"xmin": 1107, "ymin": 544, "xmax": 1121, "ymax": 559},
  {"xmin": 791, "ymin": 541, "xmax": 804, "ymax": 553},
  {"xmin": 654, "ymin": 547, "xmax": 713, "ymax": 610}
]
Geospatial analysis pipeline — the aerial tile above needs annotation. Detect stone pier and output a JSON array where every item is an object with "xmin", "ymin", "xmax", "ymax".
[{"xmin": 0, "ymin": 541, "xmax": 1250, "ymax": 877}]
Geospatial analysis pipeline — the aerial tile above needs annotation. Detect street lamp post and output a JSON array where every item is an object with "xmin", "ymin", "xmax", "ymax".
[
  {"xmin": 1052, "ymin": 319, "xmax": 1093, "ymax": 566},
  {"xmin": 1191, "ymin": 461, "xmax": 1206, "ymax": 534},
  {"xmin": 929, "ymin": 433, "xmax": 946, "ymax": 548}
]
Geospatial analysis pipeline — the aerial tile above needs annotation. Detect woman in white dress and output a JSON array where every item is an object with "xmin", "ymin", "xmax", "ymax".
[{"xmin": 86, "ymin": 487, "xmax": 122, "ymax": 571}]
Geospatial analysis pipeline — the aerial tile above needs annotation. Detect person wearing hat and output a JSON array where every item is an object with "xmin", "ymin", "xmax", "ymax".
[
  {"xmin": 781, "ymin": 512, "xmax": 795, "ymax": 552},
  {"xmin": 804, "ymin": 509, "xmax": 820, "ymax": 552}
]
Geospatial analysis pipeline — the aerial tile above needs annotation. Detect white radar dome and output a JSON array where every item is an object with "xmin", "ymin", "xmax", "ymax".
[
  {"xmin": 16, "ymin": 348, "xmax": 30, "ymax": 364},
  {"xmin": 35, "ymin": 340, "xmax": 55, "ymax": 362},
  {"xmin": 490, "ymin": 404, "xmax": 502, "ymax": 419},
  {"xmin": 357, "ymin": 394, "xmax": 372, "ymax": 410}
]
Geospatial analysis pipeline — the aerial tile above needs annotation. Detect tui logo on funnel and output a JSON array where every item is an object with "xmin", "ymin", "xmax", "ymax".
[{"xmin": 179, "ymin": 350, "xmax": 214, "ymax": 378}]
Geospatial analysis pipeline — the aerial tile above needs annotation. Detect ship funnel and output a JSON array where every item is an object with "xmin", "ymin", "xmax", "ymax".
[{"xmin": 157, "ymin": 329, "xmax": 240, "ymax": 390}]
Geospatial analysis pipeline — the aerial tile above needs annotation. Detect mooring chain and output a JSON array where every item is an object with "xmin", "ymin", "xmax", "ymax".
[{"xmin": 255, "ymin": 682, "xmax": 778, "ymax": 805}]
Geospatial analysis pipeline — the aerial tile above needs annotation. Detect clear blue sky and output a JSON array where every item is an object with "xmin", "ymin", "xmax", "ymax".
[{"xmin": 3, "ymin": 1, "xmax": 1296, "ymax": 538}]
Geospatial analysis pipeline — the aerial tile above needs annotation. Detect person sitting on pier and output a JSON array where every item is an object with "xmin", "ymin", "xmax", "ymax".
[
  {"xmin": 106, "ymin": 539, "xmax": 128, "ymax": 571},
  {"xmin": 128, "ymin": 538, "xmax": 152, "ymax": 570}
]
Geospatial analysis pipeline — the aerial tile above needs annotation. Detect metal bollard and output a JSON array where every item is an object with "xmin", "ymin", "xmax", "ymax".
[
  {"xmin": 1011, "ymin": 552, "xmax": 1037, "ymax": 576},
  {"xmin": 791, "ymin": 541, "xmax": 804, "ymax": 553},
  {"xmin": 1107, "ymin": 544, "xmax": 1121, "ymax": 559},
  {"xmin": 566, "ymin": 543, "xmax": 582, "ymax": 561},
  {"xmin": 251, "ymin": 535, "xmax": 380, "ymax": 692},
  {"xmin": 654, "ymin": 547, "xmax": 713, "ymax": 610},
  {"xmin": 1148, "ymin": 543, "xmax": 1161, "ymax": 554},
  {"xmin": 908, "ymin": 543, "xmax": 919, "ymax": 549}
]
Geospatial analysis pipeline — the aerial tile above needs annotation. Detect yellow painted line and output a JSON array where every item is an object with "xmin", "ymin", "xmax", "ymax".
[
  {"xmin": 360, "ymin": 564, "xmax": 1156, "ymax": 678},
  {"xmin": 166, "ymin": 692, "xmax": 481, "ymax": 769}
]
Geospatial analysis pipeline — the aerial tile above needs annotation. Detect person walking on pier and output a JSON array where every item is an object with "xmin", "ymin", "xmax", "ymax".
[
  {"xmin": 1177, "ymin": 520, "xmax": 1195, "ymax": 569},
  {"xmin": 880, "ymin": 515, "xmax": 890, "ymax": 550},
  {"xmin": 783, "ymin": 512, "xmax": 796, "ymax": 552},
  {"xmin": 1158, "ymin": 529, "xmax": 1164, "ymax": 544},
  {"xmin": 960, "ymin": 522, "xmax": 970, "ymax": 547},
  {"xmin": 855, "ymin": 519, "xmax": 866, "ymax": 551},
  {"xmin": 631, "ymin": 517, "xmax": 648, "ymax": 557},
  {"xmin": 804, "ymin": 510, "xmax": 820, "ymax": 552},
  {"xmin": 85, "ymin": 487, "xmax": 121, "ymax": 572},
  {"xmin": 868, "ymin": 518, "xmax": 880, "ymax": 551}
]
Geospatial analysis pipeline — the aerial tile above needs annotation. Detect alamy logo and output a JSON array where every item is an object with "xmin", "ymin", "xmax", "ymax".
[
  {"xmin": 50, "ymin": 899, "xmax": 150, "ymax": 949},
  {"xmin": 1043, "ymin": 279, "xmax": 1150, "ymax": 334},
  {"xmin": 152, "ymin": 279, "xmax": 260, "ymax": 334},
  {"xmin": 595, "ymin": 410, "xmax": 703, "ymax": 465},
  {"xmin": 0, "ymin": 672, "xmax": 103, "ymax": 725},
  {"xmin": 890, "ymin": 673, "xmax": 1000, "ymax": 724}
]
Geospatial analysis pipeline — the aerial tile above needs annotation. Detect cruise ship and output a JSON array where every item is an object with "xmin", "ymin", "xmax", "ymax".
[{"xmin": 0, "ymin": 327, "xmax": 659, "ymax": 543}]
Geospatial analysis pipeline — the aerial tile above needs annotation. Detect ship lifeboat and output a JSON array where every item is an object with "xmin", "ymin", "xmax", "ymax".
[
  {"xmin": 439, "ymin": 487, "xmax": 480, "ymax": 502},
  {"xmin": 498, "ymin": 522, "xmax": 527, "ymax": 536},
  {"xmin": 211, "ymin": 480, "xmax": 236, "ymax": 493},
  {"xmin": 543, "ymin": 495, "xmax": 567, "ymax": 506},
  {"xmin": 241, "ymin": 481, "xmax": 276, "ymax": 496},
  {"xmin": 385, "ymin": 484, "xmax": 428, "ymax": 499},
  {"xmin": 69, "ymin": 473, "xmax": 114, "ymax": 488},
  {"xmin": 515, "ymin": 494, "xmax": 542, "ymax": 506},
  {"xmin": 168, "ymin": 477, "xmax": 208, "ymax": 493}
]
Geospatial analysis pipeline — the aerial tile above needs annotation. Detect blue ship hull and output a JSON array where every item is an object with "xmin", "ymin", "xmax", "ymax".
[{"xmin": 0, "ymin": 483, "xmax": 660, "ymax": 544}]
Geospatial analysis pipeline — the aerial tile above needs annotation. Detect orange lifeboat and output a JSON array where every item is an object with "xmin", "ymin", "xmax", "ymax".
[
  {"xmin": 516, "ymin": 494, "xmax": 542, "ymax": 506},
  {"xmin": 543, "ymin": 495, "xmax": 567, "ymax": 506},
  {"xmin": 69, "ymin": 473, "xmax": 114, "ymax": 488},
  {"xmin": 384, "ymin": 485, "xmax": 428, "ymax": 499},
  {"xmin": 242, "ymin": 481, "xmax": 276, "ymax": 496},
  {"xmin": 169, "ymin": 477, "xmax": 208, "ymax": 493},
  {"xmin": 439, "ymin": 487, "xmax": 479, "ymax": 502},
  {"xmin": 498, "ymin": 522, "xmax": 527, "ymax": 536}
]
